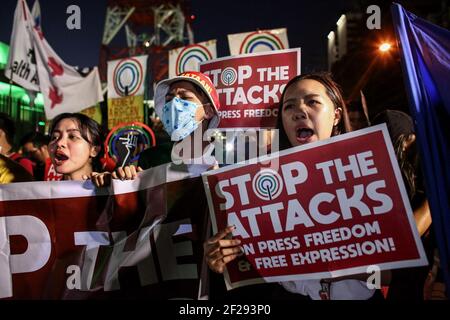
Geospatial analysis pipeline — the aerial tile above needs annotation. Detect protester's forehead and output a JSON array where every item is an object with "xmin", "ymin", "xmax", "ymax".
[
  {"xmin": 53, "ymin": 118, "xmax": 83, "ymax": 134},
  {"xmin": 54, "ymin": 118, "xmax": 80, "ymax": 129},
  {"xmin": 168, "ymin": 80, "xmax": 199, "ymax": 94},
  {"xmin": 283, "ymin": 79, "xmax": 331, "ymax": 106},
  {"xmin": 285, "ymin": 79, "xmax": 327, "ymax": 96}
]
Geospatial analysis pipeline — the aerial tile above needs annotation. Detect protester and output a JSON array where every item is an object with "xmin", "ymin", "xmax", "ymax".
[
  {"xmin": 204, "ymin": 72, "xmax": 391, "ymax": 300},
  {"xmin": 88, "ymin": 72, "xmax": 224, "ymax": 300},
  {"xmin": 347, "ymin": 102, "xmax": 369, "ymax": 131},
  {"xmin": 140, "ymin": 70, "xmax": 221, "ymax": 168},
  {"xmin": 372, "ymin": 109, "xmax": 436, "ymax": 300},
  {"xmin": 0, "ymin": 153, "xmax": 33, "ymax": 183},
  {"xmin": 48, "ymin": 113, "xmax": 104, "ymax": 181},
  {"xmin": 91, "ymin": 71, "xmax": 221, "ymax": 186},
  {"xmin": 0, "ymin": 112, "xmax": 34, "ymax": 176},
  {"xmin": 20, "ymin": 131, "xmax": 53, "ymax": 181}
]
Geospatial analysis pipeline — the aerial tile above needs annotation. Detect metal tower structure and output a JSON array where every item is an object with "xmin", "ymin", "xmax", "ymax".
[{"xmin": 100, "ymin": 0, "xmax": 193, "ymax": 89}]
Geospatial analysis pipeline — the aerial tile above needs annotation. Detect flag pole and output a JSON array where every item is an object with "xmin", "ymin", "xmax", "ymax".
[{"xmin": 8, "ymin": 68, "xmax": 14, "ymax": 115}]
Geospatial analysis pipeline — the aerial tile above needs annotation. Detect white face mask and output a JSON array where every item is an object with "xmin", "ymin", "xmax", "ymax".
[{"xmin": 162, "ymin": 97, "xmax": 202, "ymax": 141}]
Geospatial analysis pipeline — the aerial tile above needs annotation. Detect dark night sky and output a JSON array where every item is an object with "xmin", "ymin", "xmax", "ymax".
[{"xmin": 0, "ymin": 0, "xmax": 352, "ymax": 72}]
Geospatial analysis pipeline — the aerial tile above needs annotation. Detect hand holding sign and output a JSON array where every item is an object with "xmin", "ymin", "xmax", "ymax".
[
  {"xmin": 204, "ymin": 225, "xmax": 242, "ymax": 274},
  {"xmin": 89, "ymin": 164, "xmax": 144, "ymax": 188}
]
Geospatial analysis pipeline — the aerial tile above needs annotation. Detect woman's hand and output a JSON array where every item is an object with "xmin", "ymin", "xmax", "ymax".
[
  {"xmin": 204, "ymin": 226, "xmax": 242, "ymax": 274},
  {"xmin": 112, "ymin": 165, "xmax": 143, "ymax": 180},
  {"xmin": 87, "ymin": 165, "xmax": 143, "ymax": 187}
]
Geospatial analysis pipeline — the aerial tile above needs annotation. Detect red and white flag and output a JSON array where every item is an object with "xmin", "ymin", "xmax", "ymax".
[
  {"xmin": 31, "ymin": 0, "xmax": 42, "ymax": 30},
  {"xmin": 31, "ymin": 25, "xmax": 103, "ymax": 119},
  {"xmin": 6, "ymin": 0, "xmax": 103, "ymax": 120},
  {"xmin": 4, "ymin": 0, "xmax": 39, "ymax": 91}
]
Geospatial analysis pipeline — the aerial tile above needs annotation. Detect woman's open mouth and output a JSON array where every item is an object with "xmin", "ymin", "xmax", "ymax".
[
  {"xmin": 54, "ymin": 151, "xmax": 69, "ymax": 165},
  {"xmin": 296, "ymin": 127, "xmax": 314, "ymax": 144}
]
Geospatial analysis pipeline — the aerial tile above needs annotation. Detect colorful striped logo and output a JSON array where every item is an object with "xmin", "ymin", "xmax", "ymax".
[
  {"xmin": 252, "ymin": 169, "xmax": 284, "ymax": 201},
  {"xmin": 105, "ymin": 122, "xmax": 155, "ymax": 166},
  {"xmin": 112, "ymin": 57, "xmax": 144, "ymax": 97},
  {"xmin": 239, "ymin": 31, "xmax": 285, "ymax": 54},
  {"xmin": 175, "ymin": 44, "xmax": 213, "ymax": 75},
  {"xmin": 220, "ymin": 67, "xmax": 237, "ymax": 86}
]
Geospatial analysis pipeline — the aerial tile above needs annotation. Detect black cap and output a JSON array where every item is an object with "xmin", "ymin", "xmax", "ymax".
[{"xmin": 372, "ymin": 109, "xmax": 414, "ymax": 142}]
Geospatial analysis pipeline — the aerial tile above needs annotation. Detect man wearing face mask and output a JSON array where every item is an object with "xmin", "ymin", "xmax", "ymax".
[{"xmin": 137, "ymin": 71, "xmax": 221, "ymax": 169}]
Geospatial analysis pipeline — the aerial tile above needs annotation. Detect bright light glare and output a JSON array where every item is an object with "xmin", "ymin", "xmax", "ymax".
[{"xmin": 379, "ymin": 43, "xmax": 392, "ymax": 52}]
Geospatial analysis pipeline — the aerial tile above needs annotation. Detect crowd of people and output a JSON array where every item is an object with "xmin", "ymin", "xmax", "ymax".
[{"xmin": 0, "ymin": 69, "xmax": 447, "ymax": 300}]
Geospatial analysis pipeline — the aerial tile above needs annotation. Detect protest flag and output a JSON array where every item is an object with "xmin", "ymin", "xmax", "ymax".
[
  {"xmin": 31, "ymin": 0, "xmax": 42, "ymax": 29},
  {"xmin": 6, "ymin": 0, "xmax": 104, "ymax": 120},
  {"xmin": 30, "ymin": 24, "xmax": 103, "ymax": 120},
  {"xmin": 4, "ymin": 0, "xmax": 40, "ymax": 91},
  {"xmin": 392, "ymin": 2, "xmax": 450, "ymax": 291}
]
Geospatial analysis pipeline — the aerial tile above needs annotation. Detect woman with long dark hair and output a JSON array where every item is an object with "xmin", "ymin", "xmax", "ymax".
[
  {"xmin": 48, "ymin": 113, "xmax": 104, "ymax": 181},
  {"xmin": 203, "ymin": 72, "xmax": 391, "ymax": 300}
]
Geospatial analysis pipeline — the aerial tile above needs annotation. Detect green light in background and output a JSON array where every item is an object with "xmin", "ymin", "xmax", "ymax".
[
  {"xmin": 35, "ymin": 92, "xmax": 44, "ymax": 105},
  {"xmin": 0, "ymin": 81, "xmax": 44, "ymax": 108},
  {"xmin": 38, "ymin": 121, "xmax": 45, "ymax": 126},
  {"xmin": 21, "ymin": 94, "xmax": 30, "ymax": 104},
  {"xmin": 0, "ymin": 42, "xmax": 9, "ymax": 68}
]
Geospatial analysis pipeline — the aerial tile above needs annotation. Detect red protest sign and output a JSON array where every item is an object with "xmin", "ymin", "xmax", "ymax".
[
  {"xmin": 202, "ymin": 125, "xmax": 428, "ymax": 290},
  {"xmin": 199, "ymin": 49, "xmax": 301, "ymax": 129}
]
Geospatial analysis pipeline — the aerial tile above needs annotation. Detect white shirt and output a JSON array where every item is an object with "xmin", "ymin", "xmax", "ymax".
[{"xmin": 280, "ymin": 279, "xmax": 375, "ymax": 300}]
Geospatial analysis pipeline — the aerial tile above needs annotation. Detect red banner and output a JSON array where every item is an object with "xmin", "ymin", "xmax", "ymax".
[
  {"xmin": 0, "ymin": 163, "xmax": 211, "ymax": 299},
  {"xmin": 202, "ymin": 125, "xmax": 428, "ymax": 290},
  {"xmin": 199, "ymin": 49, "xmax": 301, "ymax": 129}
]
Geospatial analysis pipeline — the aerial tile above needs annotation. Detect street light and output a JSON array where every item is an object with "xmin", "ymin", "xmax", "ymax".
[
  {"xmin": 349, "ymin": 43, "xmax": 388, "ymax": 101},
  {"xmin": 379, "ymin": 42, "xmax": 392, "ymax": 52}
]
